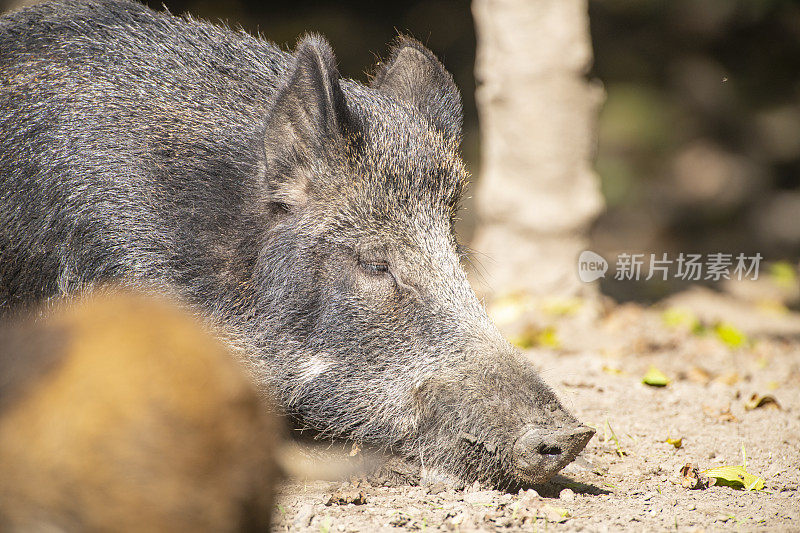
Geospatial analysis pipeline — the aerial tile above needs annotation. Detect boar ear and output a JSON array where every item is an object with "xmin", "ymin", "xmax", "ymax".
[
  {"xmin": 263, "ymin": 34, "xmax": 356, "ymax": 207},
  {"xmin": 371, "ymin": 36, "xmax": 462, "ymax": 145}
]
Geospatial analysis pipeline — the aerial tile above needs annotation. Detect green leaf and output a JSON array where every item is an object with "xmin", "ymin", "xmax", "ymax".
[
  {"xmin": 510, "ymin": 325, "xmax": 561, "ymax": 350},
  {"xmin": 703, "ymin": 463, "xmax": 765, "ymax": 491},
  {"xmin": 665, "ymin": 436, "xmax": 682, "ymax": 449},
  {"xmin": 661, "ymin": 307, "xmax": 698, "ymax": 329},
  {"xmin": 536, "ymin": 327, "xmax": 561, "ymax": 349},
  {"xmin": 769, "ymin": 261, "xmax": 797, "ymax": 288},
  {"xmin": 642, "ymin": 365, "xmax": 670, "ymax": 387},
  {"xmin": 714, "ymin": 322, "xmax": 748, "ymax": 348},
  {"xmin": 540, "ymin": 297, "xmax": 583, "ymax": 317}
]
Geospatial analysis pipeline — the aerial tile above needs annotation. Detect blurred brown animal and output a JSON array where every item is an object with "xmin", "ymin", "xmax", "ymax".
[{"xmin": 0, "ymin": 291, "xmax": 280, "ymax": 532}]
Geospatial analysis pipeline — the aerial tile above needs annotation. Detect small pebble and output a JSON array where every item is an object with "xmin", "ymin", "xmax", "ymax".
[
  {"xmin": 426, "ymin": 482, "xmax": 448, "ymax": 495},
  {"xmin": 292, "ymin": 503, "xmax": 315, "ymax": 528},
  {"xmin": 463, "ymin": 490, "xmax": 495, "ymax": 505}
]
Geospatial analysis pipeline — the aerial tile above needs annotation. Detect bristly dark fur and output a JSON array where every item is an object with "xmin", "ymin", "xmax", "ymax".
[
  {"xmin": 371, "ymin": 35, "xmax": 463, "ymax": 146},
  {"xmin": 0, "ymin": 0, "xmax": 592, "ymax": 488}
]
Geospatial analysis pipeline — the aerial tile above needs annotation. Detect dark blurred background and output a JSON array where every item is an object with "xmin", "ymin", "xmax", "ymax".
[{"xmin": 589, "ymin": 0, "xmax": 800, "ymax": 301}]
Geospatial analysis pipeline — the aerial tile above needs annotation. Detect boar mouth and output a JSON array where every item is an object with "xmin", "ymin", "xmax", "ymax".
[{"xmin": 510, "ymin": 425, "xmax": 595, "ymax": 484}]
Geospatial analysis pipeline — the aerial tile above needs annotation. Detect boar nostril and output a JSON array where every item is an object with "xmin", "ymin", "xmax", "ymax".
[{"xmin": 537, "ymin": 443, "xmax": 562, "ymax": 456}]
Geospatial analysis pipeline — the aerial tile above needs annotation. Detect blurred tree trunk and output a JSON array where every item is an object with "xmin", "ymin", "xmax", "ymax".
[
  {"xmin": 0, "ymin": 0, "xmax": 37, "ymax": 13},
  {"xmin": 471, "ymin": 0, "xmax": 604, "ymax": 299}
]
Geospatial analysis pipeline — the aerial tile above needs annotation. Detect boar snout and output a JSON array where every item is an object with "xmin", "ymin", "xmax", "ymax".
[{"xmin": 512, "ymin": 425, "xmax": 595, "ymax": 483}]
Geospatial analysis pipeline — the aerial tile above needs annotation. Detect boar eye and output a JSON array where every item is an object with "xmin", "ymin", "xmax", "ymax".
[{"xmin": 360, "ymin": 260, "xmax": 390, "ymax": 275}]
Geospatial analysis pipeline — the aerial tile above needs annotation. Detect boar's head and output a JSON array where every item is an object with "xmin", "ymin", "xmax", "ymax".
[{"xmin": 250, "ymin": 34, "xmax": 594, "ymax": 489}]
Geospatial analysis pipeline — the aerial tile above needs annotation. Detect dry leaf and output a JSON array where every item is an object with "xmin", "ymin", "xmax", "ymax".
[
  {"xmin": 679, "ymin": 463, "xmax": 714, "ymax": 489},
  {"xmin": 325, "ymin": 490, "xmax": 368, "ymax": 506},
  {"xmin": 715, "ymin": 372, "xmax": 741, "ymax": 386},
  {"xmin": 686, "ymin": 365, "xmax": 712, "ymax": 384},
  {"xmin": 602, "ymin": 365, "xmax": 625, "ymax": 376},
  {"xmin": 349, "ymin": 442, "xmax": 361, "ymax": 456},
  {"xmin": 703, "ymin": 404, "xmax": 738, "ymax": 423},
  {"xmin": 744, "ymin": 393, "xmax": 781, "ymax": 411},
  {"xmin": 755, "ymin": 299, "xmax": 789, "ymax": 315}
]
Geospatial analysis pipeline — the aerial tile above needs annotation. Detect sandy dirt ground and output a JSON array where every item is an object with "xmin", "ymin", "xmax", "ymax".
[{"xmin": 272, "ymin": 287, "xmax": 800, "ymax": 532}]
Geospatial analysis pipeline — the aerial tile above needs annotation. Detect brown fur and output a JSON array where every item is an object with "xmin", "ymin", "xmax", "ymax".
[{"xmin": 0, "ymin": 291, "xmax": 280, "ymax": 532}]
